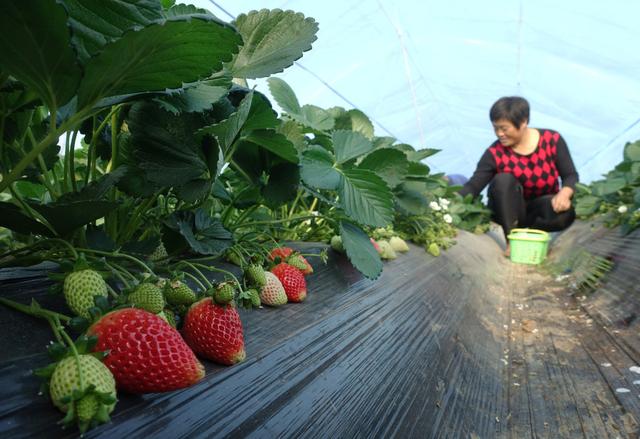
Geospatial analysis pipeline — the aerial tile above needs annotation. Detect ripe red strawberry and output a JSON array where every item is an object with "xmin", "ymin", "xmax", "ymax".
[
  {"xmin": 260, "ymin": 272, "xmax": 287, "ymax": 306},
  {"xmin": 268, "ymin": 246, "xmax": 293, "ymax": 262},
  {"xmin": 370, "ymin": 238, "xmax": 382, "ymax": 254},
  {"xmin": 271, "ymin": 263, "xmax": 307, "ymax": 302},
  {"xmin": 87, "ymin": 308, "xmax": 204, "ymax": 393},
  {"xmin": 182, "ymin": 298, "xmax": 246, "ymax": 366}
]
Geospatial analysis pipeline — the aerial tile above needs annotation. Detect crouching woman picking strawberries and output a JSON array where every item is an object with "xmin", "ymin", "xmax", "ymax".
[{"xmin": 458, "ymin": 96, "xmax": 578, "ymax": 256}]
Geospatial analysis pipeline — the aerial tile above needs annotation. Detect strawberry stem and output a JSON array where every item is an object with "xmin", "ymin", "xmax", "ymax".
[
  {"xmin": 103, "ymin": 261, "xmax": 133, "ymax": 289},
  {"xmin": 76, "ymin": 248, "xmax": 155, "ymax": 275},
  {"xmin": 179, "ymin": 271, "xmax": 207, "ymax": 292},
  {"xmin": 0, "ymin": 297, "xmax": 71, "ymax": 322},
  {"xmin": 189, "ymin": 262, "xmax": 243, "ymax": 294},
  {"xmin": 174, "ymin": 261, "xmax": 213, "ymax": 290}
]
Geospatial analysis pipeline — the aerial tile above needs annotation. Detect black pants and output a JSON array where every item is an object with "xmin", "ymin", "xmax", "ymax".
[{"xmin": 488, "ymin": 173, "xmax": 576, "ymax": 239}]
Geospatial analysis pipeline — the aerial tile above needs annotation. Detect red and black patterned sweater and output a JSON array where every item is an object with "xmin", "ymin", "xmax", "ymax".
[{"xmin": 459, "ymin": 129, "xmax": 579, "ymax": 200}]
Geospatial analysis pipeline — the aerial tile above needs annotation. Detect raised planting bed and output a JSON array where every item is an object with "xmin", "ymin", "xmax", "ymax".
[{"xmin": 2, "ymin": 223, "xmax": 639, "ymax": 438}]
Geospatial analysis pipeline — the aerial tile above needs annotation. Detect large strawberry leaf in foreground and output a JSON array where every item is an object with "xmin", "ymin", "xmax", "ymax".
[
  {"xmin": 60, "ymin": 0, "xmax": 163, "ymax": 64},
  {"xmin": 338, "ymin": 168, "xmax": 394, "ymax": 228},
  {"xmin": 229, "ymin": 9, "xmax": 318, "ymax": 79},
  {"xmin": 340, "ymin": 220, "xmax": 382, "ymax": 280},
  {"xmin": 0, "ymin": 0, "xmax": 81, "ymax": 109},
  {"xmin": 78, "ymin": 17, "xmax": 242, "ymax": 108}
]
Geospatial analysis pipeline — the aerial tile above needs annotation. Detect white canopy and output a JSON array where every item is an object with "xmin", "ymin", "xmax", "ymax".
[{"xmin": 193, "ymin": 0, "xmax": 640, "ymax": 183}]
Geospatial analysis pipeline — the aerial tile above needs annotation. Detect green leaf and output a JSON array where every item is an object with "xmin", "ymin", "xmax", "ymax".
[
  {"xmin": 128, "ymin": 102, "xmax": 210, "ymax": 187},
  {"xmin": 30, "ymin": 200, "xmax": 119, "ymax": 236},
  {"xmin": 300, "ymin": 145, "xmax": 340, "ymax": 190},
  {"xmin": 373, "ymin": 136, "xmax": 396, "ymax": 150},
  {"xmin": 592, "ymin": 177, "xmax": 627, "ymax": 196},
  {"xmin": 267, "ymin": 77, "xmax": 301, "ymax": 115},
  {"xmin": 394, "ymin": 181, "xmax": 429, "ymax": 215},
  {"xmin": 166, "ymin": 209, "xmax": 233, "ymax": 255},
  {"xmin": 198, "ymin": 90, "xmax": 254, "ymax": 155},
  {"xmin": 575, "ymin": 195, "xmax": 600, "ymax": 217},
  {"xmin": 163, "ymin": 3, "xmax": 215, "ymax": 20},
  {"xmin": 406, "ymin": 147, "xmax": 441, "ymax": 162},
  {"xmin": 333, "ymin": 130, "xmax": 374, "ymax": 164},
  {"xmin": 339, "ymin": 168, "xmax": 394, "ymax": 227},
  {"xmin": 0, "ymin": 0, "xmax": 81, "ymax": 109},
  {"xmin": 60, "ymin": 166, "xmax": 128, "ymax": 202},
  {"xmin": 77, "ymin": 17, "xmax": 242, "ymax": 108},
  {"xmin": 0, "ymin": 201, "xmax": 52, "ymax": 236},
  {"xmin": 174, "ymin": 179, "xmax": 213, "ymax": 203},
  {"xmin": 61, "ymin": 0, "xmax": 163, "ymax": 64},
  {"xmin": 233, "ymin": 89, "xmax": 280, "ymax": 132},
  {"xmin": 262, "ymin": 162, "xmax": 300, "ymax": 207},
  {"xmin": 340, "ymin": 220, "xmax": 382, "ymax": 280},
  {"xmin": 229, "ymin": 9, "xmax": 318, "ymax": 79},
  {"xmin": 405, "ymin": 161, "xmax": 431, "ymax": 179},
  {"xmin": 624, "ymin": 140, "xmax": 640, "ymax": 162},
  {"xmin": 358, "ymin": 148, "xmax": 409, "ymax": 188},
  {"xmin": 333, "ymin": 108, "xmax": 375, "ymax": 139},
  {"xmin": 297, "ymin": 105, "xmax": 335, "ymax": 131},
  {"xmin": 244, "ymin": 130, "xmax": 298, "ymax": 163},
  {"xmin": 154, "ymin": 79, "xmax": 232, "ymax": 115},
  {"xmin": 277, "ymin": 119, "xmax": 307, "ymax": 152},
  {"xmin": 13, "ymin": 181, "xmax": 48, "ymax": 202}
]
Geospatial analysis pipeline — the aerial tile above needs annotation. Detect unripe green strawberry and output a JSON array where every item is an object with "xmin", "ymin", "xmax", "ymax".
[
  {"xmin": 63, "ymin": 269, "xmax": 108, "ymax": 319},
  {"xmin": 149, "ymin": 241, "xmax": 168, "ymax": 261},
  {"xmin": 248, "ymin": 288, "xmax": 261, "ymax": 307},
  {"xmin": 164, "ymin": 280, "xmax": 197, "ymax": 306},
  {"xmin": 225, "ymin": 249, "xmax": 244, "ymax": 267},
  {"xmin": 427, "ymin": 242, "xmax": 440, "ymax": 257},
  {"xmin": 245, "ymin": 264, "xmax": 266, "ymax": 288},
  {"xmin": 76, "ymin": 394, "xmax": 99, "ymax": 424},
  {"xmin": 259, "ymin": 272, "xmax": 287, "ymax": 306},
  {"xmin": 389, "ymin": 236, "xmax": 410, "ymax": 252},
  {"xmin": 214, "ymin": 282, "xmax": 235, "ymax": 305},
  {"xmin": 378, "ymin": 240, "xmax": 397, "ymax": 260},
  {"xmin": 128, "ymin": 283, "xmax": 165, "ymax": 313},
  {"xmin": 330, "ymin": 235, "xmax": 344, "ymax": 252},
  {"xmin": 49, "ymin": 354, "xmax": 117, "ymax": 431}
]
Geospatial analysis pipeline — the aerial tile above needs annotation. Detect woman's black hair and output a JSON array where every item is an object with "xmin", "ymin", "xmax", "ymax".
[{"xmin": 489, "ymin": 96, "xmax": 530, "ymax": 127}]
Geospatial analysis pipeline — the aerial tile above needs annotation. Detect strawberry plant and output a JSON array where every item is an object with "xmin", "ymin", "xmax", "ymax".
[{"xmin": 574, "ymin": 140, "xmax": 640, "ymax": 234}]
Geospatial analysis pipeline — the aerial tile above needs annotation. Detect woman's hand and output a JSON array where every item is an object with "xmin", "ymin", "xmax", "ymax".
[{"xmin": 551, "ymin": 187, "xmax": 574, "ymax": 213}]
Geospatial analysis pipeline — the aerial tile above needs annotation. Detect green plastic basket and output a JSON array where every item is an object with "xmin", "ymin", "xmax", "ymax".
[{"xmin": 507, "ymin": 228, "xmax": 550, "ymax": 265}]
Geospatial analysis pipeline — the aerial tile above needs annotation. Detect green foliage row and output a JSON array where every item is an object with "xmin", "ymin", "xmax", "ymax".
[
  {"xmin": 574, "ymin": 140, "xmax": 640, "ymax": 234},
  {"xmin": 0, "ymin": 0, "xmax": 485, "ymax": 280}
]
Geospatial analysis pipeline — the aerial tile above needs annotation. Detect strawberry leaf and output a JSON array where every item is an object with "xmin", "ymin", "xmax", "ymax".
[
  {"xmin": 60, "ymin": 0, "xmax": 163, "ymax": 64},
  {"xmin": 332, "ymin": 108, "xmax": 375, "ymax": 139},
  {"xmin": 358, "ymin": 148, "xmax": 410, "ymax": 189},
  {"xmin": 339, "ymin": 221, "xmax": 382, "ymax": 280},
  {"xmin": 0, "ymin": 0, "xmax": 81, "ymax": 109},
  {"xmin": 338, "ymin": 168, "xmax": 394, "ymax": 228},
  {"xmin": 333, "ymin": 130, "xmax": 374, "ymax": 164},
  {"xmin": 267, "ymin": 77, "xmax": 301, "ymax": 115},
  {"xmin": 300, "ymin": 146, "xmax": 340, "ymax": 190},
  {"xmin": 229, "ymin": 9, "xmax": 318, "ymax": 79},
  {"xmin": 77, "ymin": 16, "xmax": 242, "ymax": 108}
]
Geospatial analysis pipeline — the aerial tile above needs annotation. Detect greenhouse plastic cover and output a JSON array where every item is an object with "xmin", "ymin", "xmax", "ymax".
[{"xmin": 193, "ymin": 0, "xmax": 640, "ymax": 184}]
